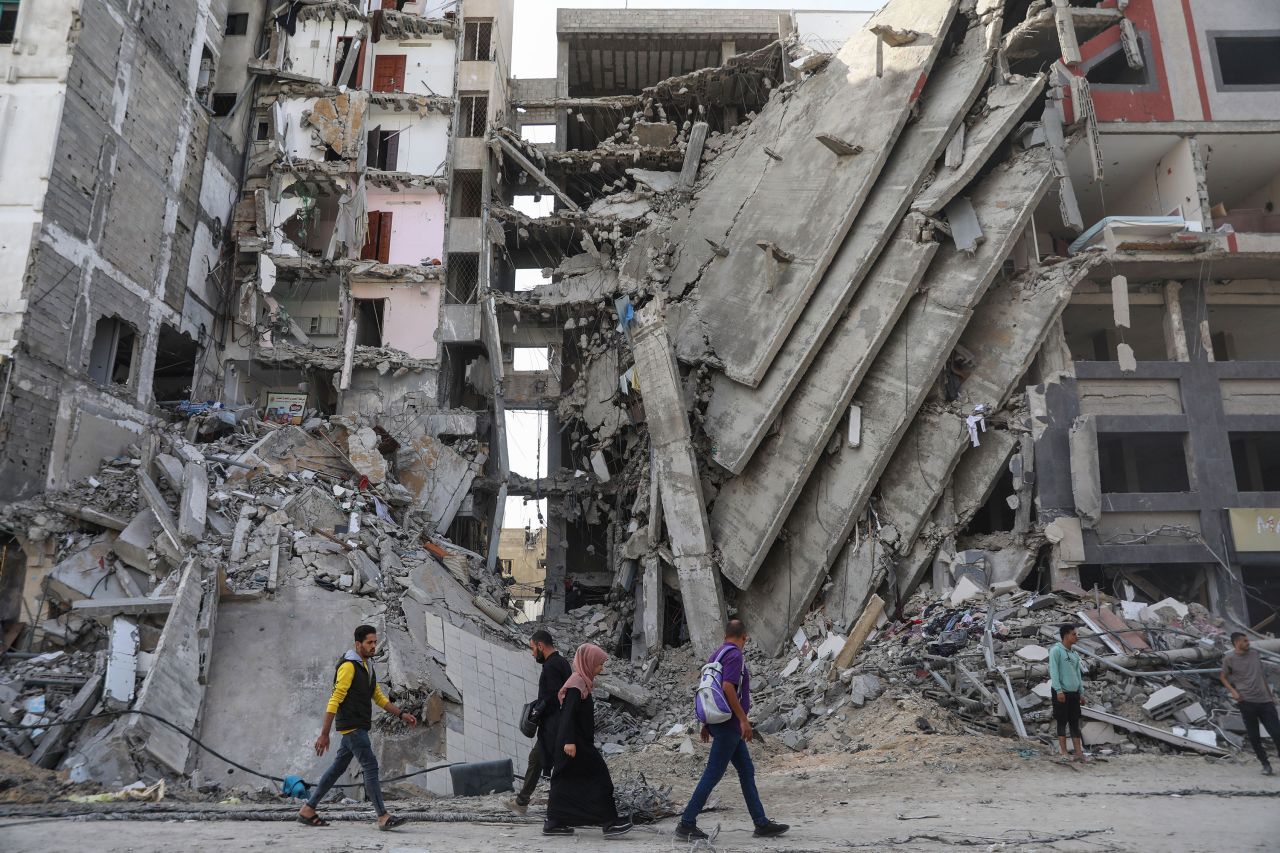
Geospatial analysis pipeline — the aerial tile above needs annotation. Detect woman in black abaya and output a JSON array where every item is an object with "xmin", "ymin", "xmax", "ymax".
[{"xmin": 543, "ymin": 642, "xmax": 632, "ymax": 838}]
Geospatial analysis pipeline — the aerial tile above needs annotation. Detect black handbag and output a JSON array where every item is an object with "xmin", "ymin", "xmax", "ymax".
[{"xmin": 520, "ymin": 698, "xmax": 546, "ymax": 738}]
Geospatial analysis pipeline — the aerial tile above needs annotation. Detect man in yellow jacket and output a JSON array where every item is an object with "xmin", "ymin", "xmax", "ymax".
[{"xmin": 298, "ymin": 624, "xmax": 417, "ymax": 830}]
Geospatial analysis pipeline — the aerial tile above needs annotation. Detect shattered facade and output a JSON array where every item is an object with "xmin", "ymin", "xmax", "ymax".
[{"xmin": 2, "ymin": 0, "xmax": 1280, "ymax": 807}]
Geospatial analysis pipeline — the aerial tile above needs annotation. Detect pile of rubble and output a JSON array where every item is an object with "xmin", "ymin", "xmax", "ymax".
[{"xmin": 0, "ymin": 406, "xmax": 519, "ymax": 787}]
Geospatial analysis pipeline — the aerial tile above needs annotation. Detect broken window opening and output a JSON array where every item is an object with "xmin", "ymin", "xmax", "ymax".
[
  {"xmin": 458, "ymin": 95, "xmax": 488, "ymax": 138},
  {"xmin": 361, "ymin": 210, "xmax": 394, "ymax": 263},
  {"xmin": 211, "ymin": 93, "xmax": 238, "ymax": 117},
  {"xmin": 224, "ymin": 12, "xmax": 249, "ymax": 36},
  {"xmin": 1207, "ymin": 303, "xmax": 1280, "ymax": 360},
  {"xmin": 514, "ymin": 268, "xmax": 548, "ymax": 293},
  {"xmin": 1085, "ymin": 35, "xmax": 1152, "ymax": 88},
  {"xmin": 255, "ymin": 119, "xmax": 271, "ymax": 141},
  {"xmin": 1240, "ymin": 565, "xmax": 1280, "ymax": 631},
  {"xmin": 965, "ymin": 466, "xmax": 1018, "ymax": 536},
  {"xmin": 1098, "ymin": 432, "xmax": 1192, "ymax": 494},
  {"xmin": 0, "ymin": 1, "xmax": 18, "ymax": 45},
  {"xmin": 520, "ymin": 124, "xmax": 556, "ymax": 145},
  {"xmin": 446, "ymin": 253, "xmax": 481, "ymax": 302},
  {"xmin": 1062, "ymin": 302, "xmax": 1169, "ymax": 362},
  {"xmin": 513, "ymin": 347, "xmax": 551, "ymax": 372},
  {"xmin": 372, "ymin": 54, "xmax": 407, "ymax": 94},
  {"xmin": 151, "ymin": 324, "xmax": 200, "ymax": 403},
  {"xmin": 463, "ymin": 20, "xmax": 493, "ymax": 62},
  {"xmin": 1230, "ymin": 433, "xmax": 1280, "ymax": 493},
  {"xmin": 353, "ymin": 298, "xmax": 386, "ymax": 347},
  {"xmin": 88, "ymin": 316, "xmax": 138, "ymax": 388},
  {"xmin": 451, "ymin": 170, "xmax": 483, "ymax": 217},
  {"xmin": 333, "ymin": 37, "xmax": 365, "ymax": 88},
  {"xmin": 1210, "ymin": 33, "xmax": 1280, "ymax": 89},
  {"xmin": 365, "ymin": 127, "xmax": 401, "ymax": 172}
]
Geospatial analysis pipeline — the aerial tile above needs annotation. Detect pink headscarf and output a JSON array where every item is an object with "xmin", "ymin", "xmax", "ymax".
[{"xmin": 558, "ymin": 643, "xmax": 608, "ymax": 704}]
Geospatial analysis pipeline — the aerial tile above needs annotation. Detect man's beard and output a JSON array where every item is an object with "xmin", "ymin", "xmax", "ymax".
[{"xmin": 535, "ymin": 650, "xmax": 546, "ymax": 664}]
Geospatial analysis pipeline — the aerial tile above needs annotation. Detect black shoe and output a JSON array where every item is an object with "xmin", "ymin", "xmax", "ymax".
[
  {"xmin": 675, "ymin": 822, "xmax": 708, "ymax": 840},
  {"xmin": 603, "ymin": 818, "xmax": 633, "ymax": 838},
  {"xmin": 543, "ymin": 821, "xmax": 574, "ymax": 836},
  {"xmin": 754, "ymin": 820, "xmax": 790, "ymax": 838},
  {"xmin": 1263, "ymin": 764, "xmax": 1274, "ymax": 777}
]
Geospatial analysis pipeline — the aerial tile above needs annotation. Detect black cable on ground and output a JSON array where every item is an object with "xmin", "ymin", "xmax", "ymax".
[{"xmin": 0, "ymin": 710, "xmax": 464, "ymax": 789}]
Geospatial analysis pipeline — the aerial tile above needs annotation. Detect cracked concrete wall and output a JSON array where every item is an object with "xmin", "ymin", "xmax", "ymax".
[{"xmin": 0, "ymin": 0, "xmax": 227, "ymax": 500}]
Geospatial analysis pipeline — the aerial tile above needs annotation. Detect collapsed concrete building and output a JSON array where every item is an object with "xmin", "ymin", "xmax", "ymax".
[{"xmin": 2, "ymin": 0, "xmax": 1280, "ymax": 801}]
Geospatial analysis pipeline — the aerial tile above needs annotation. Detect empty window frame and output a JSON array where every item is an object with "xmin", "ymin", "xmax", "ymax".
[
  {"xmin": 513, "ymin": 347, "xmax": 551, "ymax": 372},
  {"xmin": 224, "ymin": 12, "xmax": 249, "ymax": 36},
  {"xmin": 255, "ymin": 118, "xmax": 271, "ymax": 141},
  {"xmin": 463, "ymin": 20, "xmax": 493, "ymax": 62},
  {"xmin": 353, "ymin": 299, "xmax": 386, "ymax": 347},
  {"xmin": 365, "ymin": 126, "xmax": 401, "ymax": 171},
  {"xmin": 1097, "ymin": 432, "xmax": 1192, "ymax": 493},
  {"xmin": 151, "ymin": 324, "xmax": 200, "ymax": 402},
  {"xmin": 451, "ymin": 170, "xmax": 483, "ymax": 217},
  {"xmin": 1061, "ymin": 302, "xmax": 1170, "ymax": 361},
  {"xmin": 333, "ymin": 37, "xmax": 365, "ymax": 88},
  {"xmin": 88, "ymin": 316, "xmax": 138, "ymax": 388},
  {"xmin": 1083, "ymin": 30, "xmax": 1155, "ymax": 89},
  {"xmin": 520, "ymin": 124, "xmax": 556, "ymax": 144},
  {"xmin": 306, "ymin": 315, "xmax": 341, "ymax": 336},
  {"xmin": 0, "ymin": 1, "xmax": 18, "ymax": 45},
  {"xmin": 211, "ymin": 93, "xmax": 238, "ymax": 117},
  {"xmin": 1207, "ymin": 303, "xmax": 1280, "ymax": 361},
  {"xmin": 458, "ymin": 95, "xmax": 488, "ymax": 138},
  {"xmin": 1209, "ymin": 32, "xmax": 1280, "ymax": 90},
  {"xmin": 1230, "ymin": 433, "xmax": 1280, "ymax": 493}
]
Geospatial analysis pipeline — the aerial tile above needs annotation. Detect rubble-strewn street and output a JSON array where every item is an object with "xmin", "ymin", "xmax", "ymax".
[{"xmin": 3, "ymin": 0, "xmax": 1280, "ymax": 849}]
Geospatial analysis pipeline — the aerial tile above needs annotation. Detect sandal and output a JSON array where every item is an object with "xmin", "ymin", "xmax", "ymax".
[
  {"xmin": 379, "ymin": 814, "xmax": 407, "ymax": 831},
  {"xmin": 297, "ymin": 812, "xmax": 330, "ymax": 828}
]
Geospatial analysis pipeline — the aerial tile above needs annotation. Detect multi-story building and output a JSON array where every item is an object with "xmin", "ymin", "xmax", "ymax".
[{"xmin": 0, "ymin": 0, "xmax": 247, "ymax": 500}]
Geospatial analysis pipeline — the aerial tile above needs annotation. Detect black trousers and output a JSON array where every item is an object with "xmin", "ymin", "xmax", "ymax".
[
  {"xmin": 1053, "ymin": 690, "xmax": 1082, "ymax": 739},
  {"xmin": 1238, "ymin": 700, "xmax": 1280, "ymax": 766}
]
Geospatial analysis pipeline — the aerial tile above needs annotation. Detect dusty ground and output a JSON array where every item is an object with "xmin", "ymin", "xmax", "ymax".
[{"xmin": 2, "ymin": 743, "xmax": 1277, "ymax": 852}]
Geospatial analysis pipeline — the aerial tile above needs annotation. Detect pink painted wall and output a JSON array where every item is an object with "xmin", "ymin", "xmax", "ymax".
[
  {"xmin": 366, "ymin": 188, "xmax": 445, "ymax": 266},
  {"xmin": 350, "ymin": 280, "xmax": 442, "ymax": 361}
]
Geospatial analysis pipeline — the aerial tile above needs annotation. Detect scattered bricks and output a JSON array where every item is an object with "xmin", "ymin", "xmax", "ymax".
[{"xmin": 1142, "ymin": 685, "xmax": 1191, "ymax": 721}]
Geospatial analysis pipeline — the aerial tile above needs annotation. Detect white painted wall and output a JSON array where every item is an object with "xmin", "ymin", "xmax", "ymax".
[
  {"xmin": 366, "ymin": 37, "xmax": 457, "ymax": 97},
  {"xmin": 284, "ymin": 15, "xmax": 364, "ymax": 83},
  {"xmin": 367, "ymin": 106, "xmax": 450, "ymax": 175},
  {"xmin": 1111, "ymin": 137, "xmax": 1204, "ymax": 225},
  {"xmin": 0, "ymin": 0, "xmax": 79, "ymax": 358}
]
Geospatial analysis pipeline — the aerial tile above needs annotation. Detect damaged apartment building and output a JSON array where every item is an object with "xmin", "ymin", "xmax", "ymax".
[
  {"xmin": 3, "ymin": 0, "xmax": 1280, "ymax": 798},
  {"xmin": 474, "ymin": 0, "xmax": 1280, "ymax": 659}
]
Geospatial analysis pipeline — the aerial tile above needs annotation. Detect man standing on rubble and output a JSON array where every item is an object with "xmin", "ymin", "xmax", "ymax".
[
  {"xmin": 297, "ymin": 624, "xmax": 417, "ymax": 831},
  {"xmin": 508, "ymin": 629, "xmax": 572, "ymax": 813},
  {"xmin": 1050, "ymin": 623, "xmax": 1088, "ymax": 763},
  {"xmin": 676, "ymin": 619, "xmax": 789, "ymax": 840},
  {"xmin": 1221, "ymin": 632, "xmax": 1280, "ymax": 776}
]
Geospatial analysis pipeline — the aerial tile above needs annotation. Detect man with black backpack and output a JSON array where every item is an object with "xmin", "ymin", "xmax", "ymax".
[
  {"xmin": 508, "ymin": 628, "xmax": 572, "ymax": 814},
  {"xmin": 676, "ymin": 619, "xmax": 789, "ymax": 840}
]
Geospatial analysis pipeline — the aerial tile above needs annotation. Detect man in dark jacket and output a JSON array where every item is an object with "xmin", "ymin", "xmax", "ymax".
[
  {"xmin": 297, "ymin": 625, "xmax": 417, "ymax": 830},
  {"xmin": 509, "ymin": 628, "xmax": 572, "ymax": 813}
]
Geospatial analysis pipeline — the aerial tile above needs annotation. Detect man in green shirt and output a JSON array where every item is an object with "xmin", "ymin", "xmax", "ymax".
[
  {"xmin": 1220, "ymin": 632, "xmax": 1279, "ymax": 776},
  {"xmin": 1049, "ymin": 624, "xmax": 1087, "ymax": 763}
]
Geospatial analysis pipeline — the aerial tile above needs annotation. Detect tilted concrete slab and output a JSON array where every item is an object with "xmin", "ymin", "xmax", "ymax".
[
  {"xmin": 670, "ymin": 0, "xmax": 959, "ymax": 387},
  {"xmin": 632, "ymin": 302, "xmax": 725, "ymax": 658},
  {"xmin": 711, "ymin": 230, "xmax": 938, "ymax": 588},
  {"xmin": 702, "ymin": 4, "xmax": 1004, "ymax": 473},
  {"xmin": 737, "ymin": 147, "xmax": 1055, "ymax": 653},
  {"xmin": 912, "ymin": 73, "xmax": 1046, "ymax": 215},
  {"xmin": 829, "ymin": 257, "xmax": 1096, "ymax": 618}
]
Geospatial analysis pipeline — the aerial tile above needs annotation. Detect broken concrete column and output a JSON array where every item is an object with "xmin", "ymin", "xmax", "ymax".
[
  {"xmin": 632, "ymin": 301, "xmax": 725, "ymax": 658},
  {"xmin": 103, "ymin": 616, "xmax": 139, "ymax": 710},
  {"xmin": 178, "ymin": 460, "xmax": 207, "ymax": 543},
  {"xmin": 113, "ymin": 510, "xmax": 161, "ymax": 573},
  {"xmin": 1068, "ymin": 414, "xmax": 1101, "ymax": 528}
]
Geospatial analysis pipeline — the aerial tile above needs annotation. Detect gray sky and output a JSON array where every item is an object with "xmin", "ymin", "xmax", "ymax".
[{"xmin": 510, "ymin": 0, "xmax": 882, "ymax": 79}]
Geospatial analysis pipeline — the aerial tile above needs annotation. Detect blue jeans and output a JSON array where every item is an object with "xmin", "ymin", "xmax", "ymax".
[
  {"xmin": 306, "ymin": 728, "xmax": 386, "ymax": 816},
  {"xmin": 680, "ymin": 720, "xmax": 767, "ymax": 827}
]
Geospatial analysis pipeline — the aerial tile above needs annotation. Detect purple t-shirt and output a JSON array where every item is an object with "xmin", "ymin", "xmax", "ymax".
[{"xmin": 712, "ymin": 642, "xmax": 750, "ymax": 714}]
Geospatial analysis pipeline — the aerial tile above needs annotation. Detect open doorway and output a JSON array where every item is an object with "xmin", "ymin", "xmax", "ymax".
[
  {"xmin": 151, "ymin": 324, "xmax": 200, "ymax": 402},
  {"xmin": 353, "ymin": 298, "xmax": 385, "ymax": 346}
]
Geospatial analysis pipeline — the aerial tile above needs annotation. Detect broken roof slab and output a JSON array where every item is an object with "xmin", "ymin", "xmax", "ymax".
[
  {"xmin": 702, "ymin": 1, "xmax": 1004, "ymax": 474},
  {"xmin": 736, "ymin": 147, "xmax": 1055, "ymax": 653},
  {"xmin": 669, "ymin": 0, "xmax": 959, "ymax": 386}
]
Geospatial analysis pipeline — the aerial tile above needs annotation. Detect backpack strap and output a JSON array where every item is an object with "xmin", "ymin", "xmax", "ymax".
[{"xmin": 710, "ymin": 645, "xmax": 745, "ymax": 689}]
